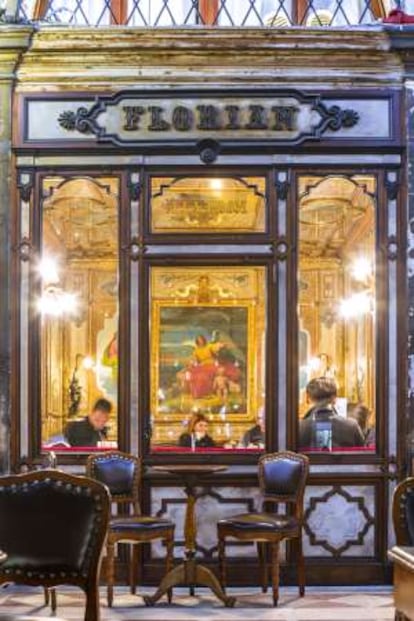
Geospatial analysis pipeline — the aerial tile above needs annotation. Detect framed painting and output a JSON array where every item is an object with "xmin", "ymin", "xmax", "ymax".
[{"xmin": 150, "ymin": 266, "xmax": 266, "ymax": 447}]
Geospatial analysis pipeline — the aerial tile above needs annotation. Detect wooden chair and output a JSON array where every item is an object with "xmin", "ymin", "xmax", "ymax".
[
  {"xmin": 86, "ymin": 451, "xmax": 175, "ymax": 607},
  {"xmin": 388, "ymin": 477, "xmax": 414, "ymax": 621},
  {"xmin": 392, "ymin": 477, "xmax": 414, "ymax": 546},
  {"xmin": 217, "ymin": 451, "xmax": 309, "ymax": 606},
  {"xmin": 0, "ymin": 469, "xmax": 110, "ymax": 621}
]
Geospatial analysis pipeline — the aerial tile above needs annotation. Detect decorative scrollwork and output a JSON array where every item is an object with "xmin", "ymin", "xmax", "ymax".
[
  {"xmin": 275, "ymin": 177, "xmax": 289, "ymax": 200},
  {"xmin": 17, "ymin": 172, "xmax": 34, "ymax": 203},
  {"xmin": 387, "ymin": 235, "xmax": 398, "ymax": 261},
  {"xmin": 17, "ymin": 237, "xmax": 33, "ymax": 262},
  {"xmin": 304, "ymin": 485, "xmax": 375, "ymax": 558},
  {"xmin": 274, "ymin": 237, "xmax": 289, "ymax": 261},
  {"xmin": 317, "ymin": 103, "xmax": 359, "ymax": 132},
  {"xmin": 123, "ymin": 236, "xmax": 142, "ymax": 261},
  {"xmin": 197, "ymin": 139, "xmax": 221, "ymax": 165},
  {"xmin": 385, "ymin": 175, "xmax": 400, "ymax": 201},
  {"xmin": 128, "ymin": 179, "xmax": 141, "ymax": 202},
  {"xmin": 58, "ymin": 107, "xmax": 96, "ymax": 134},
  {"xmin": 380, "ymin": 454, "xmax": 403, "ymax": 480}
]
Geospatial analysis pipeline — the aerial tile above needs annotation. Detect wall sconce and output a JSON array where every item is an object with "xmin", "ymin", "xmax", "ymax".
[
  {"xmin": 36, "ymin": 255, "xmax": 78, "ymax": 317},
  {"xmin": 339, "ymin": 256, "xmax": 375, "ymax": 319},
  {"xmin": 339, "ymin": 291, "xmax": 374, "ymax": 319},
  {"xmin": 37, "ymin": 286, "xmax": 78, "ymax": 317}
]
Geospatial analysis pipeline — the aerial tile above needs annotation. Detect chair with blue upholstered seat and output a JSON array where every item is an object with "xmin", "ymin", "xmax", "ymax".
[
  {"xmin": 217, "ymin": 451, "xmax": 309, "ymax": 606},
  {"xmin": 86, "ymin": 451, "xmax": 175, "ymax": 607}
]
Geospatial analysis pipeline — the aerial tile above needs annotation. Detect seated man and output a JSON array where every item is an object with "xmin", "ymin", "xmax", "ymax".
[
  {"xmin": 241, "ymin": 408, "xmax": 265, "ymax": 448},
  {"xmin": 299, "ymin": 377, "xmax": 365, "ymax": 451},
  {"xmin": 65, "ymin": 398, "xmax": 112, "ymax": 447}
]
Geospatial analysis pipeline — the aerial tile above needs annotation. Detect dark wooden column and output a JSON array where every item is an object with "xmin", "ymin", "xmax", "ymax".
[{"xmin": 0, "ymin": 26, "xmax": 33, "ymax": 473}]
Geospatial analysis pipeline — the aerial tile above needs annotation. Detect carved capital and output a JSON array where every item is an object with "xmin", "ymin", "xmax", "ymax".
[
  {"xmin": 123, "ymin": 236, "xmax": 142, "ymax": 261},
  {"xmin": 385, "ymin": 173, "xmax": 400, "ymax": 201},
  {"xmin": 273, "ymin": 237, "xmax": 289, "ymax": 261},
  {"xmin": 0, "ymin": 26, "xmax": 33, "ymax": 79},
  {"xmin": 17, "ymin": 171, "xmax": 34, "ymax": 203},
  {"xmin": 275, "ymin": 174, "xmax": 289, "ymax": 200},
  {"xmin": 16, "ymin": 236, "xmax": 33, "ymax": 261},
  {"xmin": 127, "ymin": 178, "xmax": 141, "ymax": 202},
  {"xmin": 387, "ymin": 235, "xmax": 398, "ymax": 261}
]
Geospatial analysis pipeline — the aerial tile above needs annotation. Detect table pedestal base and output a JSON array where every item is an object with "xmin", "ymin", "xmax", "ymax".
[{"xmin": 143, "ymin": 557, "xmax": 236, "ymax": 607}]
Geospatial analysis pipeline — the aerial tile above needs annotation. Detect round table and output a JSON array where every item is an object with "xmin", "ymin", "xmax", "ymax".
[{"xmin": 144, "ymin": 465, "xmax": 235, "ymax": 608}]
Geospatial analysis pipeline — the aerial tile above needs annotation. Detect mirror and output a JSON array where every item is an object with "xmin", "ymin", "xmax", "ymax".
[
  {"xmin": 297, "ymin": 175, "xmax": 376, "ymax": 452},
  {"xmin": 39, "ymin": 176, "xmax": 120, "ymax": 451}
]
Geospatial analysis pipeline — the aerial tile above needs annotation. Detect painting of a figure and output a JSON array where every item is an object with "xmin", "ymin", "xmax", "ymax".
[{"xmin": 156, "ymin": 306, "xmax": 248, "ymax": 416}]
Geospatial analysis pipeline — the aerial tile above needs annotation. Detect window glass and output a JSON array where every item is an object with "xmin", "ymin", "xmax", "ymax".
[
  {"xmin": 150, "ymin": 176, "xmax": 266, "ymax": 234},
  {"xmin": 150, "ymin": 266, "xmax": 267, "ymax": 452},
  {"xmin": 297, "ymin": 175, "xmax": 376, "ymax": 453},
  {"xmin": 39, "ymin": 176, "xmax": 119, "ymax": 452}
]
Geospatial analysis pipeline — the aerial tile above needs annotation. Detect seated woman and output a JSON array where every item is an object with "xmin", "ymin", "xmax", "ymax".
[
  {"xmin": 348, "ymin": 403, "xmax": 375, "ymax": 447},
  {"xmin": 178, "ymin": 413, "xmax": 216, "ymax": 448}
]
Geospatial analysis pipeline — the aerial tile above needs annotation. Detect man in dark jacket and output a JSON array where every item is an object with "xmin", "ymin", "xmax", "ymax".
[
  {"xmin": 299, "ymin": 377, "xmax": 365, "ymax": 450},
  {"xmin": 65, "ymin": 398, "xmax": 112, "ymax": 447}
]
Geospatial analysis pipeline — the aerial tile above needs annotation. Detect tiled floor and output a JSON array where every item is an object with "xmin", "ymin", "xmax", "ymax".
[{"xmin": 0, "ymin": 585, "xmax": 395, "ymax": 620}]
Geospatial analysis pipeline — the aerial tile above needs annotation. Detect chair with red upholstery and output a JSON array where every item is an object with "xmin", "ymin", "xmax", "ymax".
[
  {"xmin": 217, "ymin": 451, "xmax": 309, "ymax": 606},
  {"xmin": 86, "ymin": 451, "xmax": 175, "ymax": 607},
  {"xmin": 0, "ymin": 469, "xmax": 110, "ymax": 621}
]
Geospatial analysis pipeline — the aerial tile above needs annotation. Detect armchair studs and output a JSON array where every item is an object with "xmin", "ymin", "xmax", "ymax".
[{"xmin": 0, "ymin": 469, "xmax": 110, "ymax": 621}]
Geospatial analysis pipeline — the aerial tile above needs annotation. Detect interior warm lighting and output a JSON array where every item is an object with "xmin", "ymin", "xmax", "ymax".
[
  {"xmin": 37, "ymin": 287, "xmax": 77, "ymax": 317},
  {"xmin": 38, "ymin": 256, "xmax": 60, "ymax": 285},
  {"xmin": 350, "ymin": 257, "xmax": 373, "ymax": 282},
  {"xmin": 209, "ymin": 178, "xmax": 223, "ymax": 191},
  {"xmin": 339, "ymin": 292, "xmax": 372, "ymax": 319},
  {"xmin": 82, "ymin": 356, "xmax": 95, "ymax": 370}
]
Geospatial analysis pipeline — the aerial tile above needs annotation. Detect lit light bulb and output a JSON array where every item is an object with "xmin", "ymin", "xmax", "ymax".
[
  {"xmin": 308, "ymin": 357, "xmax": 321, "ymax": 371},
  {"xmin": 38, "ymin": 256, "xmax": 60, "ymax": 285},
  {"xmin": 37, "ymin": 287, "xmax": 77, "ymax": 317},
  {"xmin": 82, "ymin": 356, "xmax": 95, "ymax": 370},
  {"xmin": 350, "ymin": 257, "xmax": 372, "ymax": 282},
  {"xmin": 209, "ymin": 178, "xmax": 223, "ymax": 191},
  {"xmin": 339, "ymin": 292, "xmax": 372, "ymax": 318}
]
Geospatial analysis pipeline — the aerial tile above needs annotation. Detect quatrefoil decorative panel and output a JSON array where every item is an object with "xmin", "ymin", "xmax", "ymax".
[{"xmin": 303, "ymin": 485, "xmax": 375, "ymax": 557}]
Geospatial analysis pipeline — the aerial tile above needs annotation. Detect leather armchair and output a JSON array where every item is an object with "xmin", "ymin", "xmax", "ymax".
[
  {"xmin": 392, "ymin": 477, "xmax": 414, "ymax": 545},
  {"xmin": 86, "ymin": 451, "xmax": 175, "ymax": 607},
  {"xmin": 0, "ymin": 469, "xmax": 110, "ymax": 621},
  {"xmin": 217, "ymin": 451, "xmax": 309, "ymax": 606}
]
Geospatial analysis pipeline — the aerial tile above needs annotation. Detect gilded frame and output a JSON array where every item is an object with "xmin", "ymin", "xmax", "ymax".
[{"xmin": 151, "ymin": 300, "xmax": 257, "ymax": 427}]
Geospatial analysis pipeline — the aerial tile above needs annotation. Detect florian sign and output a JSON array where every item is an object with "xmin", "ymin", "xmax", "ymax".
[{"xmin": 56, "ymin": 89, "xmax": 359, "ymax": 149}]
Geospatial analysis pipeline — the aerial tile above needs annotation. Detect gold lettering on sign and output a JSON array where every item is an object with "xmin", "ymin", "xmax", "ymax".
[
  {"xmin": 164, "ymin": 197, "xmax": 248, "ymax": 226},
  {"xmin": 123, "ymin": 106, "xmax": 145, "ymax": 131},
  {"xmin": 151, "ymin": 176, "xmax": 266, "ymax": 233},
  {"xmin": 121, "ymin": 104, "xmax": 299, "ymax": 133}
]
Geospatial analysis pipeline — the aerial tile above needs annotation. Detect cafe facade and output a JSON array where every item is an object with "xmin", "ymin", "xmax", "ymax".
[{"xmin": 0, "ymin": 11, "xmax": 414, "ymax": 587}]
